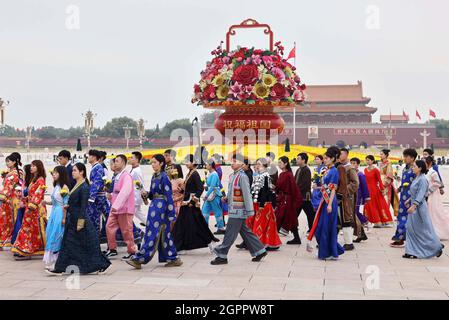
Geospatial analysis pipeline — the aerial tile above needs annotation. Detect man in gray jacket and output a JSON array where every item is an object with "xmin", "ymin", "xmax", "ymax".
[{"xmin": 211, "ymin": 154, "xmax": 268, "ymax": 265}]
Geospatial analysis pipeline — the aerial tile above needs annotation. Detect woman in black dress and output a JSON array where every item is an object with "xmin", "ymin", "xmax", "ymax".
[
  {"xmin": 172, "ymin": 155, "xmax": 219, "ymax": 253},
  {"xmin": 46, "ymin": 163, "xmax": 111, "ymax": 275}
]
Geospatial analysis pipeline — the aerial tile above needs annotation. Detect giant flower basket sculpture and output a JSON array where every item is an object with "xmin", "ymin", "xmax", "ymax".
[{"xmin": 192, "ymin": 19, "xmax": 306, "ymax": 140}]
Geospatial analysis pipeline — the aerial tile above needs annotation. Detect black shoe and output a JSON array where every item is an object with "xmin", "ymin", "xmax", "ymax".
[
  {"xmin": 212, "ymin": 237, "xmax": 220, "ymax": 242},
  {"xmin": 211, "ymin": 257, "xmax": 228, "ymax": 265},
  {"xmin": 121, "ymin": 254, "xmax": 133, "ymax": 261},
  {"xmin": 45, "ymin": 269, "xmax": 63, "ymax": 276},
  {"xmin": 343, "ymin": 244, "xmax": 355, "ymax": 251},
  {"xmin": 286, "ymin": 238, "xmax": 301, "ymax": 245},
  {"xmin": 214, "ymin": 229, "xmax": 226, "ymax": 235},
  {"xmin": 236, "ymin": 242, "xmax": 247, "ymax": 249},
  {"xmin": 140, "ymin": 223, "xmax": 146, "ymax": 228},
  {"xmin": 354, "ymin": 234, "xmax": 368, "ymax": 243},
  {"xmin": 266, "ymin": 247, "xmax": 279, "ymax": 251},
  {"xmin": 252, "ymin": 251, "xmax": 268, "ymax": 262},
  {"xmin": 14, "ymin": 255, "xmax": 32, "ymax": 261},
  {"xmin": 402, "ymin": 253, "xmax": 418, "ymax": 259},
  {"xmin": 437, "ymin": 249, "xmax": 443, "ymax": 258},
  {"xmin": 104, "ymin": 249, "xmax": 118, "ymax": 258}
]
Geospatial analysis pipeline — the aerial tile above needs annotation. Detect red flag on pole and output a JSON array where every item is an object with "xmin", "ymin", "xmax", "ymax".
[
  {"xmin": 416, "ymin": 110, "xmax": 422, "ymax": 120},
  {"xmin": 429, "ymin": 108, "xmax": 436, "ymax": 118},
  {"xmin": 403, "ymin": 110, "xmax": 408, "ymax": 119},
  {"xmin": 287, "ymin": 44, "xmax": 296, "ymax": 60}
]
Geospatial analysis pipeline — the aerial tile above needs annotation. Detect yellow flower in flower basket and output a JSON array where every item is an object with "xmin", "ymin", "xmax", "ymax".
[
  {"xmin": 261, "ymin": 74, "xmax": 277, "ymax": 87},
  {"xmin": 403, "ymin": 182, "xmax": 410, "ymax": 188},
  {"xmin": 253, "ymin": 83, "xmax": 270, "ymax": 99},
  {"xmin": 212, "ymin": 75, "xmax": 225, "ymax": 87},
  {"xmin": 216, "ymin": 85, "xmax": 230, "ymax": 100},
  {"xmin": 28, "ymin": 203, "xmax": 38, "ymax": 211}
]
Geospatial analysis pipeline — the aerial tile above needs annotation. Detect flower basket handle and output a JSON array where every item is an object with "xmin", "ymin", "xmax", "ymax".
[{"xmin": 226, "ymin": 19, "xmax": 274, "ymax": 52}]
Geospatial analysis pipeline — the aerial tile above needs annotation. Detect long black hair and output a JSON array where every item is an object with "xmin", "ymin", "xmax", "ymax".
[
  {"xmin": 6, "ymin": 152, "xmax": 22, "ymax": 169},
  {"xmin": 153, "ymin": 154, "xmax": 166, "ymax": 172},
  {"xmin": 415, "ymin": 160, "xmax": 428, "ymax": 175},
  {"xmin": 52, "ymin": 166, "xmax": 69, "ymax": 189},
  {"xmin": 206, "ymin": 158, "xmax": 216, "ymax": 170},
  {"xmin": 381, "ymin": 149, "xmax": 390, "ymax": 157},
  {"xmin": 325, "ymin": 148, "xmax": 339, "ymax": 164},
  {"xmin": 24, "ymin": 164, "xmax": 32, "ymax": 188},
  {"xmin": 74, "ymin": 163, "xmax": 90, "ymax": 185},
  {"xmin": 279, "ymin": 156, "xmax": 292, "ymax": 172},
  {"xmin": 365, "ymin": 155, "xmax": 376, "ymax": 164}
]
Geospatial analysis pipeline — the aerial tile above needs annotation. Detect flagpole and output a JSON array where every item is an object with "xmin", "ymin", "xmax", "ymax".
[{"xmin": 292, "ymin": 41, "xmax": 296, "ymax": 145}]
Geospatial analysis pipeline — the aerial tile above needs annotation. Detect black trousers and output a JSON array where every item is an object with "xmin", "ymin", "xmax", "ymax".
[{"xmin": 296, "ymin": 200, "xmax": 316, "ymax": 232}]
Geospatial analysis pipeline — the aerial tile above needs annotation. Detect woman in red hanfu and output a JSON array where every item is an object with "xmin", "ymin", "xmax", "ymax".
[
  {"xmin": 237, "ymin": 158, "xmax": 281, "ymax": 251},
  {"xmin": 364, "ymin": 155, "xmax": 393, "ymax": 227},
  {"xmin": 0, "ymin": 153, "xmax": 23, "ymax": 249},
  {"xmin": 11, "ymin": 160, "xmax": 47, "ymax": 260},
  {"xmin": 274, "ymin": 156, "xmax": 302, "ymax": 238}
]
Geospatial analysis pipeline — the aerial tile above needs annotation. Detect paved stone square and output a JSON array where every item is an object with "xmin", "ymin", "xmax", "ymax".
[{"xmin": 0, "ymin": 166, "xmax": 448, "ymax": 300}]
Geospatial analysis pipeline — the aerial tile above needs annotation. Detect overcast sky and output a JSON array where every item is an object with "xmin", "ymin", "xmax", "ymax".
[{"xmin": 1, "ymin": 0, "xmax": 449, "ymax": 129}]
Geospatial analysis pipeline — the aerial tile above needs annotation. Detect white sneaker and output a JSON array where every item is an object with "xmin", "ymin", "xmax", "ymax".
[
  {"xmin": 208, "ymin": 243, "xmax": 215, "ymax": 255},
  {"xmin": 279, "ymin": 228, "xmax": 289, "ymax": 236}
]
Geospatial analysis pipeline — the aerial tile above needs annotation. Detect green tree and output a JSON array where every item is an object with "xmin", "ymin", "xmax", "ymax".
[
  {"xmin": 100, "ymin": 117, "xmax": 138, "ymax": 138},
  {"xmin": 430, "ymin": 119, "xmax": 449, "ymax": 138},
  {"xmin": 160, "ymin": 118, "xmax": 193, "ymax": 138}
]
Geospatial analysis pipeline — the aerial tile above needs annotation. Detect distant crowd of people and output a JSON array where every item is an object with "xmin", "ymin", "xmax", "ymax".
[{"xmin": 0, "ymin": 146, "xmax": 448, "ymax": 277}]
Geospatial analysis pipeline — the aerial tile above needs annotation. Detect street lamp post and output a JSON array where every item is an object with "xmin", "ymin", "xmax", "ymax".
[
  {"xmin": 137, "ymin": 119, "xmax": 146, "ymax": 150},
  {"xmin": 420, "ymin": 129, "xmax": 431, "ymax": 149},
  {"xmin": 192, "ymin": 117, "xmax": 203, "ymax": 166},
  {"xmin": 82, "ymin": 110, "xmax": 96, "ymax": 149},
  {"xmin": 26, "ymin": 126, "xmax": 32, "ymax": 153},
  {"xmin": 123, "ymin": 126, "xmax": 133, "ymax": 151},
  {"xmin": 385, "ymin": 110, "xmax": 393, "ymax": 149},
  {"xmin": 0, "ymin": 98, "xmax": 9, "ymax": 133}
]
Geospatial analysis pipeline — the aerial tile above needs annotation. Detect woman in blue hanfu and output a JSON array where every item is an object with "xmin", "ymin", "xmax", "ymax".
[
  {"xmin": 307, "ymin": 148, "xmax": 345, "ymax": 260},
  {"xmin": 403, "ymin": 160, "xmax": 444, "ymax": 259},
  {"xmin": 43, "ymin": 166, "xmax": 69, "ymax": 270},
  {"xmin": 126, "ymin": 154, "xmax": 183, "ymax": 269}
]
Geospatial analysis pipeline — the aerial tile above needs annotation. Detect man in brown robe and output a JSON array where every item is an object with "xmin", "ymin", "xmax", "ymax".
[{"xmin": 335, "ymin": 148, "xmax": 360, "ymax": 251}]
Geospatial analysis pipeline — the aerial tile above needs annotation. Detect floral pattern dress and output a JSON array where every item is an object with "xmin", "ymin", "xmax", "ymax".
[
  {"xmin": 11, "ymin": 177, "xmax": 47, "ymax": 256},
  {"xmin": 131, "ymin": 171, "xmax": 178, "ymax": 264},
  {"xmin": 0, "ymin": 169, "xmax": 22, "ymax": 248}
]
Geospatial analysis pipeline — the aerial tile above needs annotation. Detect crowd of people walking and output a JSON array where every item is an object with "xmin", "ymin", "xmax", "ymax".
[{"xmin": 0, "ymin": 146, "xmax": 447, "ymax": 276}]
